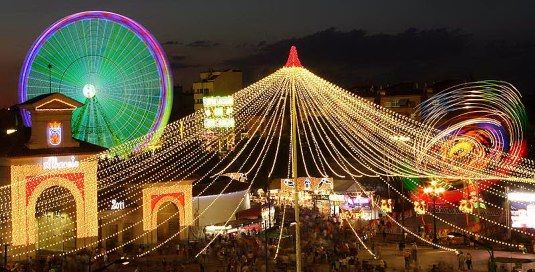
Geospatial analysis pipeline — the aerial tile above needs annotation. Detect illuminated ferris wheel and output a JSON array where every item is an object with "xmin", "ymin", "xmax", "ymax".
[{"xmin": 19, "ymin": 11, "xmax": 173, "ymax": 148}]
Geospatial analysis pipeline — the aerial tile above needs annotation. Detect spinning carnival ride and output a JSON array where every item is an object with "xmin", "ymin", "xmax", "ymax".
[
  {"xmin": 406, "ymin": 81, "xmax": 527, "ymax": 205},
  {"xmin": 19, "ymin": 11, "xmax": 173, "ymax": 148}
]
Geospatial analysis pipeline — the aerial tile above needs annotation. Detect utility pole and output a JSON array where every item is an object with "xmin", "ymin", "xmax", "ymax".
[
  {"xmin": 290, "ymin": 71, "xmax": 302, "ymax": 272},
  {"xmin": 265, "ymin": 187, "xmax": 270, "ymax": 272}
]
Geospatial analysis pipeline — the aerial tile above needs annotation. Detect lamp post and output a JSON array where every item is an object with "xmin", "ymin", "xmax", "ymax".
[{"xmin": 423, "ymin": 180, "xmax": 445, "ymax": 247}]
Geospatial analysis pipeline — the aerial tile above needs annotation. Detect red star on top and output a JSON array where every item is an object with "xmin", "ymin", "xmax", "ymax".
[{"xmin": 284, "ymin": 46, "xmax": 302, "ymax": 67}]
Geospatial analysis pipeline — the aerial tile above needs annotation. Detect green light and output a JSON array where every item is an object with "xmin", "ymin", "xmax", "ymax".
[
  {"xmin": 26, "ymin": 17, "xmax": 166, "ymax": 148},
  {"xmin": 83, "ymin": 84, "xmax": 96, "ymax": 99}
]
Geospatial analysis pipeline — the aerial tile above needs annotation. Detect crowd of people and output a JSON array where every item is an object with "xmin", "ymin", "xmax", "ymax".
[
  {"xmin": 187, "ymin": 207, "xmax": 388, "ymax": 272},
  {"xmin": 5, "ymin": 205, "xmax": 535, "ymax": 271}
]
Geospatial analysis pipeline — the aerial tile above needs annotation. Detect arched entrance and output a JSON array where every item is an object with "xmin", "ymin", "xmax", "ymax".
[
  {"xmin": 35, "ymin": 186, "xmax": 77, "ymax": 252},
  {"xmin": 10, "ymin": 160, "xmax": 98, "ymax": 252},
  {"xmin": 142, "ymin": 181, "xmax": 193, "ymax": 244},
  {"xmin": 156, "ymin": 202, "xmax": 180, "ymax": 243}
]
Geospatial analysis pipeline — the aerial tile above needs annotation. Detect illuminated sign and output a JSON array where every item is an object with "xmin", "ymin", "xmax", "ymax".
[
  {"xmin": 203, "ymin": 96, "xmax": 235, "ymax": 129},
  {"xmin": 508, "ymin": 192, "xmax": 535, "ymax": 202},
  {"xmin": 110, "ymin": 199, "xmax": 125, "ymax": 210},
  {"xmin": 281, "ymin": 177, "xmax": 334, "ymax": 192},
  {"xmin": 47, "ymin": 121, "xmax": 62, "ymax": 146},
  {"xmin": 42, "ymin": 156, "xmax": 80, "ymax": 170},
  {"xmin": 508, "ymin": 191, "xmax": 535, "ymax": 229},
  {"xmin": 511, "ymin": 204, "xmax": 535, "ymax": 228}
]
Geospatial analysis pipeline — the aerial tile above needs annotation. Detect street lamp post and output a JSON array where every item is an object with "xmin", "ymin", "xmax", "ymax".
[
  {"xmin": 423, "ymin": 180, "xmax": 445, "ymax": 248},
  {"xmin": 432, "ymin": 196, "xmax": 437, "ymax": 245}
]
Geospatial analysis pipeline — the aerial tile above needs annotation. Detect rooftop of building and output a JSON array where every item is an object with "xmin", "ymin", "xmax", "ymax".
[
  {"xmin": 350, "ymin": 78, "xmax": 469, "ymax": 99},
  {"xmin": 196, "ymin": 69, "xmax": 242, "ymax": 83}
]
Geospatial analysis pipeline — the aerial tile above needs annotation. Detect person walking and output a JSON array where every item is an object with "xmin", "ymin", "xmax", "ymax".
[
  {"xmin": 411, "ymin": 243, "xmax": 418, "ymax": 266},
  {"xmin": 466, "ymin": 252, "xmax": 472, "ymax": 271},
  {"xmin": 457, "ymin": 251, "xmax": 466, "ymax": 271},
  {"xmin": 403, "ymin": 248, "xmax": 411, "ymax": 270}
]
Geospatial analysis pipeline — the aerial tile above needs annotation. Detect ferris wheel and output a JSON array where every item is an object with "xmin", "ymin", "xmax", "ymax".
[{"xmin": 19, "ymin": 11, "xmax": 173, "ymax": 149}]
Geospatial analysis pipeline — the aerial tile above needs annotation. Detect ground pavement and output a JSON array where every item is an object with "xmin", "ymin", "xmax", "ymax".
[{"xmin": 374, "ymin": 243, "xmax": 535, "ymax": 272}]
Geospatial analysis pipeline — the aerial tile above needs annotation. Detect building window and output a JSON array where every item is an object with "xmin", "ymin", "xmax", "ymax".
[{"xmin": 203, "ymin": 88, "xmax": 209, "ymax": 94}]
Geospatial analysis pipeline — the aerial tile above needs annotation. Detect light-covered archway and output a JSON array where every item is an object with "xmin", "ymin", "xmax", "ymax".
[
  {"xmin": 142, "ymin": 181, "xmax": 192, "ymax": 243},
  {"xmin": 10, "ymin": 160, "xmax": 98, "ymax": 252}
]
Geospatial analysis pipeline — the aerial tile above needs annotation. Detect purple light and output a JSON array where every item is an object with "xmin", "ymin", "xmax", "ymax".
[{"xmin": 18, "ymin": 10, "xmax": 172, "ymax": 135}]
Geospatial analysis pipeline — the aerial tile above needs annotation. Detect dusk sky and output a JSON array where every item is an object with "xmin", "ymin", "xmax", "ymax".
[{"xmin": 1, "ymin": 0, "xmax": 535, "ymax": 108}]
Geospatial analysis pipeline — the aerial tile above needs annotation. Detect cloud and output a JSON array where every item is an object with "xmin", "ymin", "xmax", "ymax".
[
  {"xmin": 227, "ymin": 27, "xmax": 471, "ymax": 67},
  {"xmin": 224, "ymin": 27, "xmax": 535, "ymax": 109},
  {"xmin": 162, "ymin": 40, "xmax": 183, "ymax": 46},
  {"xmin": 186, "ymin": 40, "xmax": 220, "ymax": 48},
  {"xmin": 225, "ymin": 27, "xmax": 475, "ymax": 87},
  {"xmin": 170, "ymin": 62, "xmax": 199, "ymax": 69},
  {"xmin": 169, "ymin": 55, "xmax": 199, "ymax": 69}
]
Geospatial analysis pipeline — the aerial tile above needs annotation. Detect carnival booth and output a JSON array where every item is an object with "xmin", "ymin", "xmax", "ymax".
[{"xmin": 269, "ymin": 177, "xmax": 334, "ymax": 213}]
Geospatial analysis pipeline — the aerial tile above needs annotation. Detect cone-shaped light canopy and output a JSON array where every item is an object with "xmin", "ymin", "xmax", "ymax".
[{"xmin": 285, "ymin": 46, "xmax": 302, "ymax": 67}]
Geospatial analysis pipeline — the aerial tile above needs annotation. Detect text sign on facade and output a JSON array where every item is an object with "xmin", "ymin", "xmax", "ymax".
[
  {"xmin": 42, "ymin": 156, "xmax": 80, "ymax": 170},
  {"xmin": 110, "ymin": 199, "xmax": 125, "ymax": 210}
]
